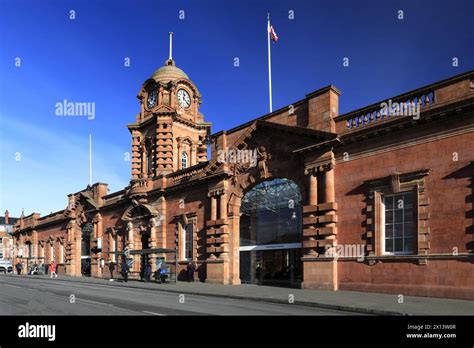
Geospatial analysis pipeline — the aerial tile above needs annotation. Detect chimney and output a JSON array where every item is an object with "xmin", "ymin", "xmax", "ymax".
[
  {"xmin": 306, "ymin": 85, "xmax": 341, "ymax": 133},
  {"xmin": 4, "ymin": 209, "xmax": 9, "ymax": 225},
  {"xmin": 93, "ymin": 183, "xmax": 109, "ymax": 206}
]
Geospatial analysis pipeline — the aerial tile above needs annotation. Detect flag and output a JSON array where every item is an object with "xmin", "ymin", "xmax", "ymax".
[{"xmin": 269, "ymin": 25, "xmax": 278, "ymax": 43}]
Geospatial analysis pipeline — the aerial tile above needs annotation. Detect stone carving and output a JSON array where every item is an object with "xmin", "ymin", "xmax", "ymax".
[{"xmin": 256, "ymin": 146, "xmax": 271, "ymax": 178}]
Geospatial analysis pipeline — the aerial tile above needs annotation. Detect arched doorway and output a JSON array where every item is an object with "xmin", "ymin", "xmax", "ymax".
[
  {"xmin": 121, "ymin": 204, "xmax": 158, "ymax": 279},
  {"xmin": 239, "ymin": 178, "xmax": 302, "ymax": 287}
]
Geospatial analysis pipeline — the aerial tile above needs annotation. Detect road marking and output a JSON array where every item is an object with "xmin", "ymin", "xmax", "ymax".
[
  {"xmin": 76, "ymin": 298, "xmax": 115, "ymax": 307},
  {"xmin": 1, "ymin": 283, "xmax": 40, "ymax": 292},
  {"xmin": 142, "ymin": 310, "xmax": 166, "ymax": 316}
]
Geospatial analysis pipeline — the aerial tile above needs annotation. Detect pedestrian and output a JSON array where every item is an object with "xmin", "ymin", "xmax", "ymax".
[
  {"xmin": 144, "ymin": 261, "xmax": 152, "ymax": 282},
  {"xmin": 50, "ymin": 261, "xmax": 58, "ymax": 278},
  {"xmin": 121, "ymin": 259, "xmax": 129, "ymax": 282},
  {"xmin": 15, "ymin": 262, "xmax": 22, "ymax": 275},
  {"xmin": 32, "ymin": 263, "xmax": 38, "ymax": 275},
  {"xmin": 109, "ymin": 261, "xmax": 115, "ymax": 280},
  {"xmin": 186, "ymin": 261, "xmax": 196, "ymax": 282},
  {"xmin": 159, "ymin": 260, "xmax": 167, "ymax": 284}
]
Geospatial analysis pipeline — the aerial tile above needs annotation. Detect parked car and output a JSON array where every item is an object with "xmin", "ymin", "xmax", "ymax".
[{"xmin": 0, "ymin": 260, "xmax": 13, "ymax": 274}]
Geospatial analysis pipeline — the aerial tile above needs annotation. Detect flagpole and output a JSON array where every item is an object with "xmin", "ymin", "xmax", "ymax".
[
  {"xmin": 267, "ymin": 13, "xmax": 273, "ymax": 113},
  {"xmin": 89, "ymin": 133, "xmax": 92, "ymax": 186}
]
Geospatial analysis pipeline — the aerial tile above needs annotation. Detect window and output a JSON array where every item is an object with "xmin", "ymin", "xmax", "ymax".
[
  {"xmin": 181, "ymin": 152, "xmax": 188, "ymax": 169},
  {"xmin": 50, "ymin": 244, "xmax": 54, "ymax": 262},
  {"xmin": 240, "ymin": 178, "xmax": 302, "ymax": 246},
  {"xmin": 382, "ymin": 192, "xmax": 416, "ymax": 254},
  {"xmin": 184, "ymin": 223, "xmax": 193, "ymax": 260}
]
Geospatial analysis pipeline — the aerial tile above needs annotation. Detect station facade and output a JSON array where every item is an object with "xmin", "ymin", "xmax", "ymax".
[{"xmin": 12, "ymin": 57, "xmax": 474, "ymax": 299}]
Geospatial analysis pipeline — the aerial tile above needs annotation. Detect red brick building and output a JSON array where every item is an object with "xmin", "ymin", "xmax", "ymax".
[
  {"xmin": 13, "ymin": 57, "xmax": 474, "ymax": 299},
  {"xmin": 1, "ymin": 210, "xmax": 18, "ymax": 263}
]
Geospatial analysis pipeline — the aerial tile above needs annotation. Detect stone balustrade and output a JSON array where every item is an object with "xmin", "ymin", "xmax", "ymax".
[{"xmin": 335, "ymin": 72, "xmax": 474, "ymax": 134}]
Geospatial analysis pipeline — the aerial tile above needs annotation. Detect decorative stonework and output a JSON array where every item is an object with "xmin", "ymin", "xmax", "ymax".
[{"xmin": 303, "ymin": 152, "xmax": 337, "ymax": 257}]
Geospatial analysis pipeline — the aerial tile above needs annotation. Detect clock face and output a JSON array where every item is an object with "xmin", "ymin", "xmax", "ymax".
[
  {"xmin": 177, "ymin": 89, "xmax": 191, "ymax": 109},
  {"xmin": 147, "ymin": 89, "xmax": 157, "ymax": 109}
]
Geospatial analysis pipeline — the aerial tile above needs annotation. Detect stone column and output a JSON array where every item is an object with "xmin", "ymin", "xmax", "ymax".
[
  {"xmin": 304, "ymin": 171, "xmax": 319, "ymax": 256},
  {"xmin": 109, "ymin": 231, "xmax": 116, "ymax": 263},
  {"xmin": 66, "ymin": 220, "xmax": 82, "ymax": 277},
  {"xmin": 210, "ymin": 195, "xmax": 217, "ymax": 221},
  {"xmin": 177, "ymin": 141, "xmax": 182, "ymax": 170},
  {"xmin": 228, "ymin": 195, "xmax": 242, "ymax": 285},
  {"xmin": 149, "ymin": 217, "xmax": 158, "ymax": 273},
  {"xmin": 323, "ymin": 164, "xmax": 335, "ymax": 203},
  {"xmin": 142, "ymin": 146, "xmax": 148, "ymax": 178},
  {"xmin": 32, "ymin": 230, "xmax": 38, "ymax": 263},
  {"xmin": 309, "ymin": 172, "xmax": 318, "ymax": 206},
  {"xmin": 206, "ymin": 183, "xmax": 230, "ymax": 284},
  {"xmin": 127, "ymin": 221, "xmax": 134, "ymax": 250},
  {"xmin": 131, "ymin": 131, "xmax": 141, "ymax": 179},
  {"xmin": 92, "ymin": 214, "xmax": 103, "ymax": 277},
  {"xmin": 191, "ymin": 145, "xmax": 197, "ymax": 166},
  {"xmin": 219, "ymin": 191, "xmax": 227, "ymax": 220},
  {"xmin": 218, "ymin": 191, "xmax": 228, "ymax": 260},
  {"xmin": 302, "ymin": 161, "xmax": 338, "ymax": 291}
]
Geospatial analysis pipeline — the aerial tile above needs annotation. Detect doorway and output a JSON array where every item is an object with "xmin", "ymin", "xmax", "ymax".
[
  {"xmin": 140, "ymin": 231, "xmax": 150, "ymax": 280},
  {"xmin": 240, "ymin": 247, "xmax": 302, "ymax": 287}
]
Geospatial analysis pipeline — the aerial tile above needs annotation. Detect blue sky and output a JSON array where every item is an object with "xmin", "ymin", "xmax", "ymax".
[{"xmin": 0, "ymin": 0, "xmax": 473, "ymax": 217}]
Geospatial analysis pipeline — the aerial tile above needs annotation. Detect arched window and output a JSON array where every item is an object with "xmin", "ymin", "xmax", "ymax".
[
  {"xmin": 240, "ymin": 178, "xmax": 302, "ymax": 246},
  {"xmin": 239, "ymin": 178, "xmax": 303, "ymax": 286},
  {"xmin": 181, "ymin": 152, "xmax": 188, "ymax": 169}
]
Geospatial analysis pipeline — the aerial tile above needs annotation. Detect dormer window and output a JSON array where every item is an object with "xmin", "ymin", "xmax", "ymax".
[{"xmin": 181, "ymin": 152, "xmax": 188, "ymax": 169}]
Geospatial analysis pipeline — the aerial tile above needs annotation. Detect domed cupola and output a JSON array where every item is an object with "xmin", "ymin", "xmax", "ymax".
[{"xmin": 151, "ymin": 58, "xmax": 189, "ymax": 82}]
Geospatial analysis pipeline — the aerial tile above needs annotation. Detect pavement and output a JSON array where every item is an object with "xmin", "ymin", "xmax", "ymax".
[{"xmin": 1, "ymin": 274, "xmax": 473, "ymax": 315}]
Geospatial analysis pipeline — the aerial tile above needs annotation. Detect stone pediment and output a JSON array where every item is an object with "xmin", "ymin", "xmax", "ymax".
[
  {"xmin": 205, "ymin": 120, "xmax": 336, "ymax": 176},
  {"xmin": 153, "ymin": 104, "xmax": 175, "ymax": 114},
  {"xmin": 64, "ymin": 190, "xmax": 99, "ymax": 220}
]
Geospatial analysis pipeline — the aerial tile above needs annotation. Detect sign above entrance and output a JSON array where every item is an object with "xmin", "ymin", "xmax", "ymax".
[{"xmin": 239, "ymin": 243, "xmax": 302, "ymax": 252}]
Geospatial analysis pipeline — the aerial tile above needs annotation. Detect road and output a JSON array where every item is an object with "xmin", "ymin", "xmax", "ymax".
[{"xmin": 0, "ymin": 275, "xmax": 360, "ymax": 316}]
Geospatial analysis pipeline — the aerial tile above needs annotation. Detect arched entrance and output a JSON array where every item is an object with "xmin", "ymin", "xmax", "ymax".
[
  {"xmin": 121, "ymin": 204, "xmax": 160, "ymax": 279},
  {"xmin": 81, "ymin": 222, "xmax": 93, "ymax": 276},
  {"xmin": 239, "ymin": 178, "xmax": 302, "ymax": 287}
]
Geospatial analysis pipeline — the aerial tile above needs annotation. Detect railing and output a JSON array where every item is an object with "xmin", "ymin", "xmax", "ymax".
[
  {"xmin": 167, "ymin": 162, "xmax": 207, "ymax": 184},
  {"xmin": 335, "ymin": 71, "xmax": 474, "ymax": 134},
  {"xmin": 345, "ymin": 91, "xmax": 435, "ymax": 129},
  {"xmin": 127, "ymin": 177, "xmax": 150, "ymax": 195}
]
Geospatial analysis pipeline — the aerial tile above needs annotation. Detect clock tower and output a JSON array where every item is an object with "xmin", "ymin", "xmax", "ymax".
[{"xmin": 128, "ymin": 34, "xmax": 211, "ymax": 179}]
